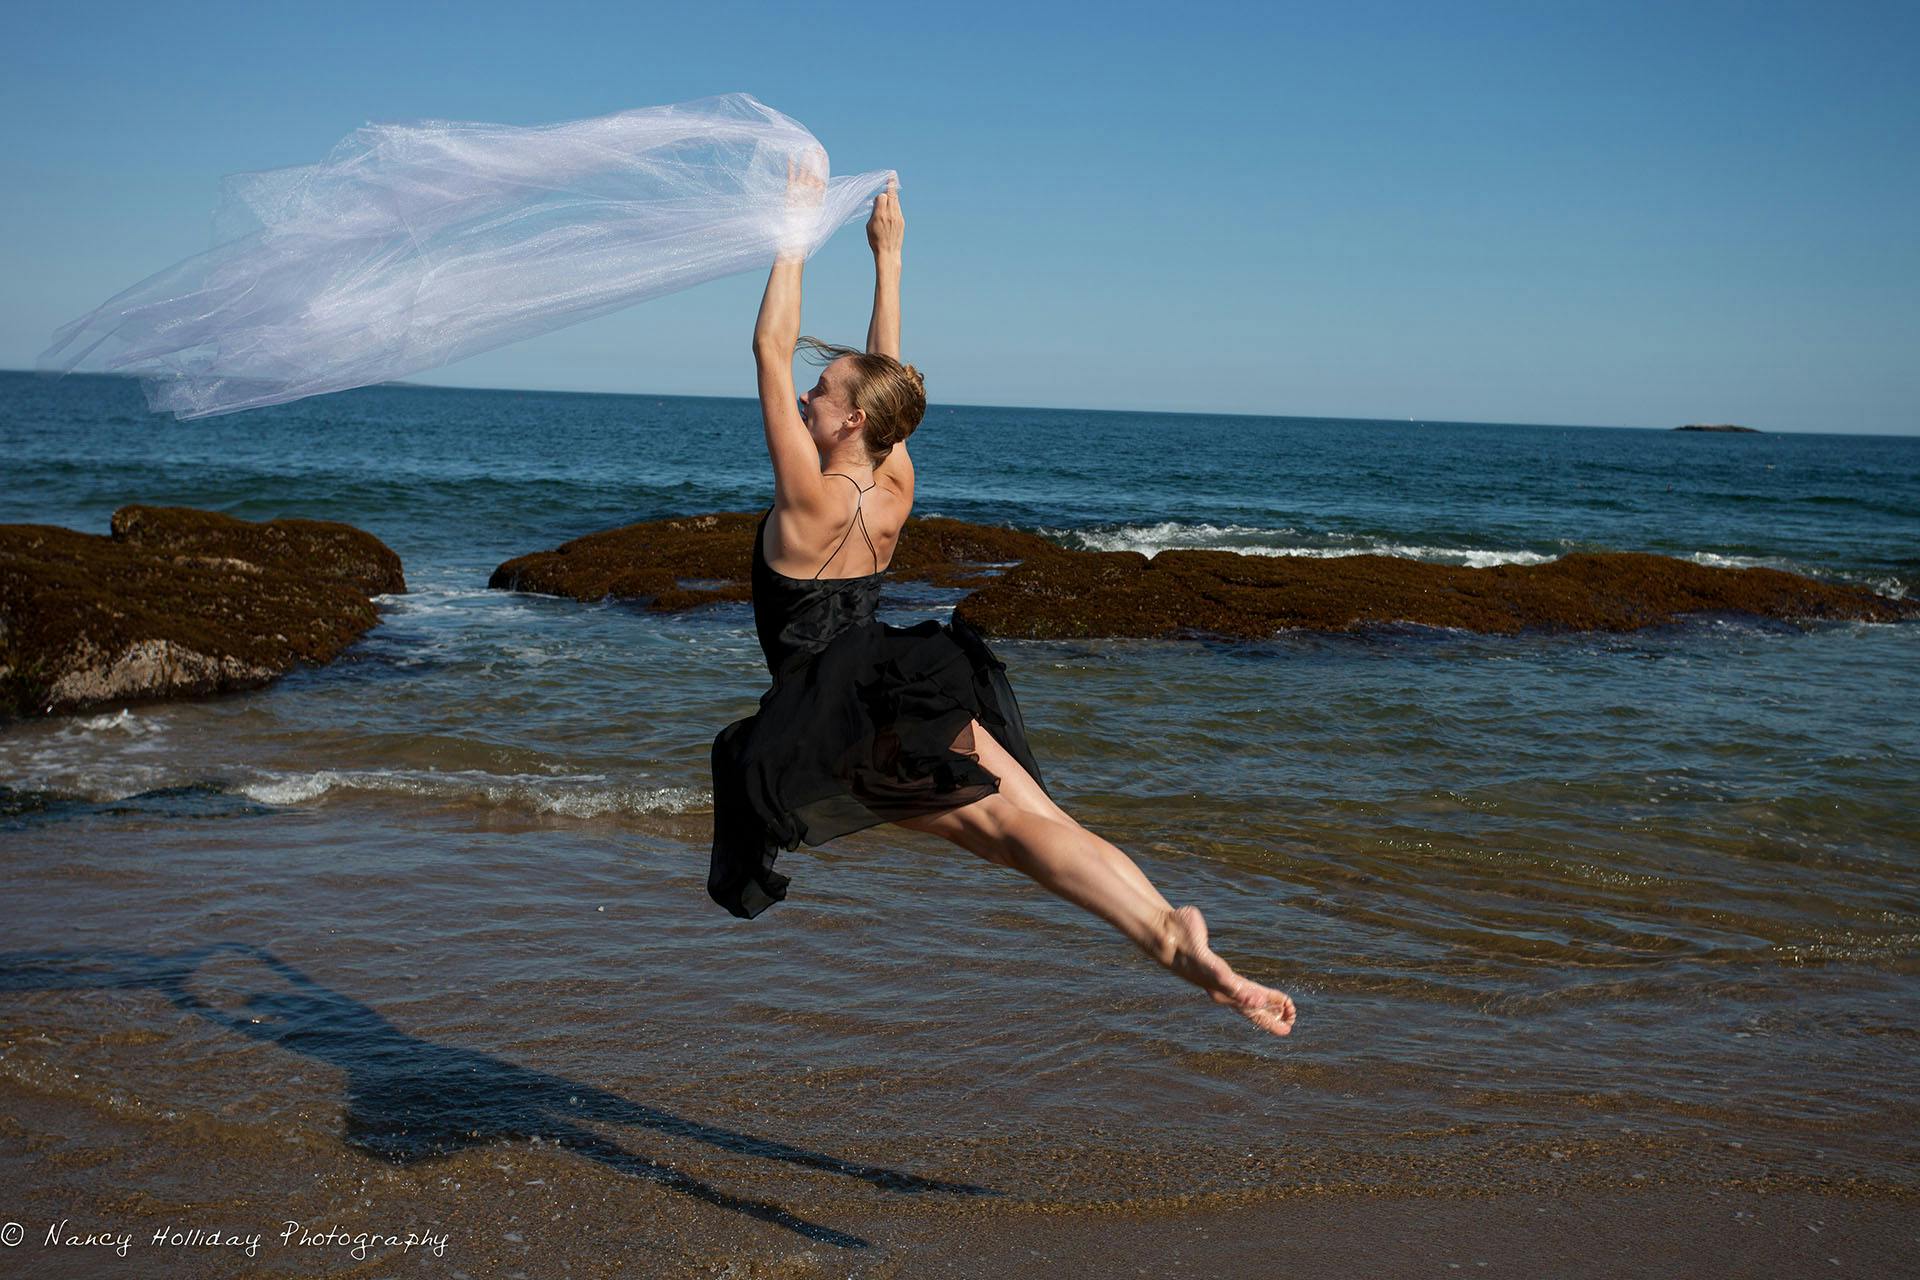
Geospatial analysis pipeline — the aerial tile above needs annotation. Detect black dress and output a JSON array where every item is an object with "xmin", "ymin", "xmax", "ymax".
[{"xmin": 708, "ymin": 475, "xmax": 1052, "ymax": 919}]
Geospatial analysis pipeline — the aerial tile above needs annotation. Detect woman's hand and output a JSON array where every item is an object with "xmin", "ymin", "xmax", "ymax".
[
  {"xmin": 785, "ymin": 147, "xmax": 827, "ymax": 210},
  {"xmin": 774, "ymin": 147, "xmax": 827, "ymax": 264},
  {"xmin": 866, "ymin": 177, "xmax": 903, "ymax": 257}
]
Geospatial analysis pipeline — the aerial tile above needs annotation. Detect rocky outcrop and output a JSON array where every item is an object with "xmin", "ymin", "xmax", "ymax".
[
  {"xmin": 488, "ymin": 509, "xmax": 1063, "ymax": 607},
  {"xmin": 0, "ymin": 506, "xmax": 404, "ymax": 719},
  {"xmin": 956, "ymin": 547, "xmax": 1913, "ymax": 638},
  {"xmin": 492, "ymin": 511, "xmax": 1913, "ymax": 638}
]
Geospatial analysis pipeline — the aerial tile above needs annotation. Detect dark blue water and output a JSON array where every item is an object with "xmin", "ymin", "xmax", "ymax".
[
  {"xmin": 3, "ymin": 369, "xmax": 1917, "ymax": 1206},
  {"xmin": 5, "ymin": 371, "xmax": 1913, "ymax": 591}
]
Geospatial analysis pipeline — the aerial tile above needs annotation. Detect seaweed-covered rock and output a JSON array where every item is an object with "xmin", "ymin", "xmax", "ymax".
[
  {"xmin": 957, "ymin": 547, "xmax": 1915, "ymax": 638},
  {"xmin": 111, "ymin": 503, "xmax": 405, "ymax": 596},
  {"xmin": 488, "ymin": 509, "xmax": 1065, "ymax": 608},
  {"xmin": 493, "ymin": 510, "xmax": 1913, "ymax": 640},
  {"xmin": 0, "ymin": 506, "xmax": 404, "ymax": 719}
]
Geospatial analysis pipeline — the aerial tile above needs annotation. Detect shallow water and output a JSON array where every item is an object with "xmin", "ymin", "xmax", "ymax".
[{"xmin": 3, "ymin": 370, "xmax": 1917, "ymax": 1229}]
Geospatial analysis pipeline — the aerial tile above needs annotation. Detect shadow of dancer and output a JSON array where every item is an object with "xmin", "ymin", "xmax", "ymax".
[{"xmin": 0, "ymin": 942, "xmax": 1000, "ymax": 1249}]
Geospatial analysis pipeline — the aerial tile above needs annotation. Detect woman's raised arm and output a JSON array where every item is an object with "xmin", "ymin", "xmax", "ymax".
[
  {"xmin": 752, "ymin": 153, "xmax": 830, "ymax": 514},
  {"xmin": 865, "ymin": 178, "xmax": 903, "ymax": 359},
  {"xmin": 864, "ymin": 179, "xmax": 913, "ymax": 485}
]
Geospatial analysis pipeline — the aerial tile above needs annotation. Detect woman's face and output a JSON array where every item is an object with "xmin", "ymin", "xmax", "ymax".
[{"xmin": 798, "ymin": 358, "xmax": 853, "ymax": 440}]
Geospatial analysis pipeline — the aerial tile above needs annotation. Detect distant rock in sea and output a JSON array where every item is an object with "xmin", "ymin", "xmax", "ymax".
[
  {"xmin": 1675, "ymin": 423, "xmax": 1759, "ymax": 432},
  {"xmin": 0, "ymin": 505, "xmax": 404, "ymax": 719},
  {"xmin": 491, "ymin": 511, "xmax": 1913, "ymax": 639}
]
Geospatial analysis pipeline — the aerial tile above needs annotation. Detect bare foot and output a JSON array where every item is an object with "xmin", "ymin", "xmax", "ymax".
[{"xmin": 1163, "ymin": 905, "xmax": 1297, "ymax": 1037}]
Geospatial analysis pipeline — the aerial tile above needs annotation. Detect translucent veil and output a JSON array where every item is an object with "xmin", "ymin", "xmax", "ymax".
[{"xmin": 38, "ymin": 93, "xmax": 895, "ymax": 419}]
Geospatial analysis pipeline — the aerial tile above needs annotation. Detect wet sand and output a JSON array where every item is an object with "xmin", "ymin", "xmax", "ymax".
[
  {"xmin": 883, "ymin": 1192, "xmax": 1918, "ymax": 1279},
  {"xmin": 4, "ymin": 789, "xmax": 1916, "ymax": 1277},
  {"xmin": 4, "ymin": 1076, "xmax": 1913, "ymax": 1278}
]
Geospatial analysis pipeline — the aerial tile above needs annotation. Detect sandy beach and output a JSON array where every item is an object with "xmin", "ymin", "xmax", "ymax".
[{"xmin": 5, "ymin": 1074, "xmax": 1913, "ymax": 1277}]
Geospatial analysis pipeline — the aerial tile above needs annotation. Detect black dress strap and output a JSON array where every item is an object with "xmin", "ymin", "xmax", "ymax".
[{"xmin": 815, "ymin": 472, "xmax": 878, "ymax": 578}]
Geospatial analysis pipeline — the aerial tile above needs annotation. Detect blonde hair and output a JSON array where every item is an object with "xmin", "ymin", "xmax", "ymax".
[{"xmin": 795, "ymin": 335, "xmax": 925, "ymax": 466}]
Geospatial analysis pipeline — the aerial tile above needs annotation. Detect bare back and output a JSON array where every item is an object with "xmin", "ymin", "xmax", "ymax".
[{"xmin": 764, "ymin": 466, "xmax": 913, "ymax": 580}]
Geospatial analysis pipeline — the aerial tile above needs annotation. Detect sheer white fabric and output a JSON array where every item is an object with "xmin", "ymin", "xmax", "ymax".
[{"xmin": 39, "ymin": 93, "xmax": 894, "ymax": 419}]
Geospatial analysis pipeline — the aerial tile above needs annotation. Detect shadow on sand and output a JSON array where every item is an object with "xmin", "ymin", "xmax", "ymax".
[{"xmin": 0, "ymin": 942, "xmax": 1000, "ymax": 1249}]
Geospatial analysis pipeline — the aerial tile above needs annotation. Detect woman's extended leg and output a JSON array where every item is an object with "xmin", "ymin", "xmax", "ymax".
[
  {"xmin": 897, "ymin": 722, "xmax": 1296, "ymax": 1037},
  {"xmin": 948, "ymin": 718, "xmax": 1172, "ymax": 915}
]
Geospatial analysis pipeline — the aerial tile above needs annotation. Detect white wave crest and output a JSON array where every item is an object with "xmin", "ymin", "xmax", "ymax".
[
  {"xmin": 236, "ymin": 767, "xmax": 709, "ymax": 818},
  {"xmin": 1045, "ymin": 520, "xmax": 1554, "ymax": 567},
  {"xmin": 64, "ymin": 707, "xmax": 167, "ymax": 737},
  {"xmin": 1685, "ymin": 552, "xmax": 1909, "ymax": 599},
  {"xmin": 1686, "ymin": 551, "xmax": 1779, "ymax": 572}
]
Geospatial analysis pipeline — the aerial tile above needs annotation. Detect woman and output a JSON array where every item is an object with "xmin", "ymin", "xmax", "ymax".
[{"xmin": 710, "ymin": 174, "xmax": 1296, "ymax": 1037}]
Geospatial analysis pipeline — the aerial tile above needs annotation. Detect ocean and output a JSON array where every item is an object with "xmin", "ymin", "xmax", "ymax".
[{"xmin": 3, "ymin": 368, "xmax": 1916, "ymax": 1270}]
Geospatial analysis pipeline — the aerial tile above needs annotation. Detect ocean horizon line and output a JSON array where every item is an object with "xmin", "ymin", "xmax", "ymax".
[{"xmin": 6, "ymin": 367, "xmax": 1912, "ymax": 439}]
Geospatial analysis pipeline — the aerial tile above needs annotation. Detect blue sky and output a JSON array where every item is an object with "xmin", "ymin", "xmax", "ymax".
[{"xmin": 4, "ymin": 0, "xmax": 1915, "ymax": 433}]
